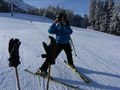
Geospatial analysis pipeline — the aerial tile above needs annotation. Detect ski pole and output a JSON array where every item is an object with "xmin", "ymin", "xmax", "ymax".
[
  {"xmin": 70, "ymin": 37, "xmax": 77, "ymax": 56},
  {"xmin": 15, "ymin": 67, "xmax": 21, "ymax": 90},
  {"xmin": 8, "ymin": 38, "xmax": 21, "ymax": 90},
  {"xmin": 46, "ymin": 64, "xmax": 51, "ymax": 90}
]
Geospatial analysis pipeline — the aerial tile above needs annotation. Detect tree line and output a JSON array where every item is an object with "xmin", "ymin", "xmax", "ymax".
[
  {"xmin": 27, "ymin": 5, "xmax": 90, "ymax": 28},
  {"xmin": 89, "ymin": 0, "xmax": 120, "ymax": 36},
  {"xmin": 0, "ymin": 0, "xmax": 10, "ymax": 12},
  {"xmin": 0, "ymin": 0, "xmax": 24, "ymax": 13}
]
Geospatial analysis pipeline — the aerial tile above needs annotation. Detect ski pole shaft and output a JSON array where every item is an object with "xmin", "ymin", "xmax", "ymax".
[
  {"xmin": 46, "ymin": 64, "xmax": 51, "ymax": 90},
  {"xmin": 15, "ymin": 67, "xmax": 21, "ymax": 90},
  {"xmin": 70, "ymin": 38, "xmax": 77, "ymax": 56}
]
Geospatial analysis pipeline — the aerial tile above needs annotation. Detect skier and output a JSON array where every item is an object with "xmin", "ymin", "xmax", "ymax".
[{"xmin": 38, "ymin": 13, "xmax": 75, "ymax": 75}]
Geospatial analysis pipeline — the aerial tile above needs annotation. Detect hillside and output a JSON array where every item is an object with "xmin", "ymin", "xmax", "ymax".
[{"xmin": 0, "ymin": 13, "xmax": 120, "ymax": 90}]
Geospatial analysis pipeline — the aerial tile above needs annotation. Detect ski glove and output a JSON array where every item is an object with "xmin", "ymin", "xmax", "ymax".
[
  {"xmin": 41, "ymin": 36, "xmax": 56, "ymax": 65},
  {"xmin": 8, "ymin": 38, "xmax": 21, "ymax": 67}
]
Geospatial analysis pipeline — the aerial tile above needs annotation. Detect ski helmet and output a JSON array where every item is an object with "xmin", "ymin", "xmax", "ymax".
[{"xmin": 56, "ymin": 13, "xmax": 67, "ymax": 20}]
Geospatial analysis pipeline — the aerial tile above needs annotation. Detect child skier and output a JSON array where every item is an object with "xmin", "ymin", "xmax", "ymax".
[{"xmin": 39, "ymin": 13, "xmax": 75, "ymax": 75}]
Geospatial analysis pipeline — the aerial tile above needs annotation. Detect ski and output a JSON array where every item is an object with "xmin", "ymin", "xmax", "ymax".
[
  {"xmin": 24, "ymin": 69, "xmax": 79, "ymax": 89},
  {"xmin": 64, "ymin": 61, "xmax": 91, "ymax": 83}
]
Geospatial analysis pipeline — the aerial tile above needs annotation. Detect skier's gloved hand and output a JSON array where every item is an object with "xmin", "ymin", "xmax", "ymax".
[
  {"xmin": 8, "ymin": 38, "xmax": 21, "ymax": 67},
  {"xmin": 48, "ymin": 36, "xmax": 56, "ymax": 64},
  {"xmin": 41, "ymin": 45, "xmax": 56, "ymax": 65},
  {"xmin": 9, "ymin": 57, "xmax": 20, "ymax": 67},
  {"xmin": 41, "ymin": 36, "xmax": 56, "ymax": 65}
]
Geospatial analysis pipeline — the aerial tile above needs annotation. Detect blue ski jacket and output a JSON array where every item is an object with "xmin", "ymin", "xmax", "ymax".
[{"xmin": 48, "ymin": 23, "xmax": 73, "ymax": 44}]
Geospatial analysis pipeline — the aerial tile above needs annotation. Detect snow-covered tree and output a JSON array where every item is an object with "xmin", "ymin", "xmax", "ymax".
[
  {"xmin": 89, "ymin": 0, "xmax": 97, "ymax": 28},
  {"xmin": 0, "ymin": 0, "xmax": 10, "ymax": 12},
  {"xmin": 107, "ymin": 0, "xmax": 114, "ymax": 18},
  {"xmin": 81, "ymin": 14, "xmax": 90, "ymax": 28},
  {"xmin": 109, "ymin": 1, "xmax": 120, "ymax": 35},
  {"xmin": 94, "ymin": 0, "xmax": 105, "ymax": 30},
  {"xmin": 101, "ymin": 0, "xmax": 114, "ymax": 32},
  {"xmin": 89, "ymin": 0, "xmax": 120, "ymax": 36}
]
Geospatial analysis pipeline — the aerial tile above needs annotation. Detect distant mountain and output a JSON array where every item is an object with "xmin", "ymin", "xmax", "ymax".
[{"xmin": 4, "ymin": 0, "xmax": 36, "ymax": 11}]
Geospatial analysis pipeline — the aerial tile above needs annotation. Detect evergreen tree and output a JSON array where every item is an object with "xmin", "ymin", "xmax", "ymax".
[
  {"xmin": 89, "ymin": 0, "xmax": 97, "ymax": 29},
  {"xmin": 81, "ymin": 14, "xmax": 90, "ymax": 28},
  {"xmin": 107, "ymin": 0, "xmax": 114, "ymax": 18},
  {"xmin": 109, "ymin": 1, "xmax": 120, "ymax": 35},
  {"xmin": 102, "ymin": 0, "xmax": 114, "ymax": 32},
  {"xmin": 0, "ymin": 0, "xmax": 10, "ymax": 12},
  {"xmin": 94, "ymin": 0, "xmax": 105, "ymax": 30}
]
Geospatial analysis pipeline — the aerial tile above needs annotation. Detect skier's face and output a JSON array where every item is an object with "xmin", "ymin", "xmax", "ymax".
[{"xmin": 56, "ymin": 16, "xmax": 66, "ymax": 24}]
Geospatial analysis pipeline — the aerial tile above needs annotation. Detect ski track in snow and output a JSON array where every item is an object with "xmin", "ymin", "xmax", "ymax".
[{"xmin": 0, "ymin": 13, "xmax": 120, "ymax": 90}]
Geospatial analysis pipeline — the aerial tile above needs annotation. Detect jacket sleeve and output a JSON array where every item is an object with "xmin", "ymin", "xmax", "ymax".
[
  {"xmin": 48, "ymin": 23, "xmax": 56, "ymax": 34},
  {"xmin": 64, "ymin": 25, "xmax": 73, "ymax": 35}
]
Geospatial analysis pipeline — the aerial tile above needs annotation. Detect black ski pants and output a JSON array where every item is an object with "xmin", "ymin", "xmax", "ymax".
[{"xmin": 40, "ymin": 43, "xmax": 74, "ymax": 72}]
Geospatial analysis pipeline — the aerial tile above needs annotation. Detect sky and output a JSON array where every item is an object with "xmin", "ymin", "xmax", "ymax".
[{"xmin": 23, "ymin": 0, "xmax": 90, "ymax": 16}]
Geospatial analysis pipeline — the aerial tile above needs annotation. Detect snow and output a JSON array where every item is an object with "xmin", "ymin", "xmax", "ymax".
[{"xmin": 0, "ymin": 13, "xmax": 120, "ymax": 90}]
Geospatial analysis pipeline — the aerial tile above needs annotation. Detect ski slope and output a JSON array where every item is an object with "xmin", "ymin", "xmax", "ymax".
[{"xmin": 0, "ymin": 13, "xmax": 120, "ymax": 90}]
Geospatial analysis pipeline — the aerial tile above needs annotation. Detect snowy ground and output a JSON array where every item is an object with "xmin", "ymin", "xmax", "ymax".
[{"xmin": 0, "ymin": 13, "xmax": 120, "ymax": 90}]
